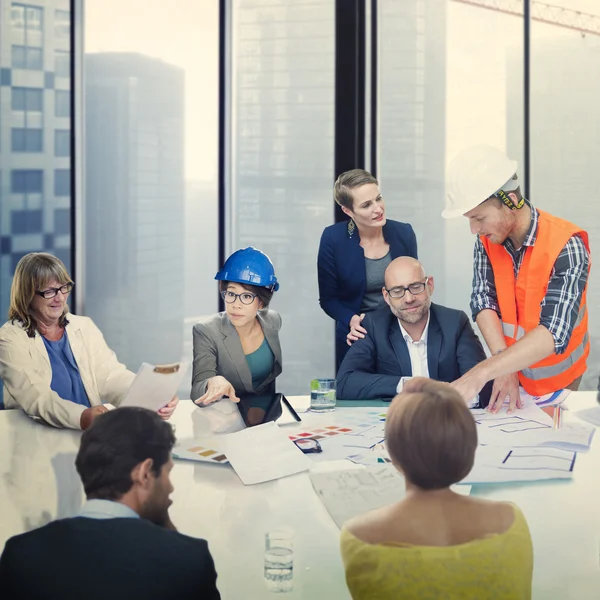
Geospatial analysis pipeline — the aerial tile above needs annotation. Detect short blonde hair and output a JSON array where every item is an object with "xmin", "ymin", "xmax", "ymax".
[
  {"xmin": 9, "ymin": 252, "xmax": 72, "ymax": 337},
  {"xmin": 333, "ymin": 169, "xmax": 378, "ymax": 210},
  {"xmin": 385, "ymin": 378, "xmax": 477, "ymax": 490}
]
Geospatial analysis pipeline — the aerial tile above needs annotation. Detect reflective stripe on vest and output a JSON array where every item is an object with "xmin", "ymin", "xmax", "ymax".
[
  {"xmin": 501, "ymin": 304, "xmax": 587, "ymax": 342},
  {"xmin": 521, "ymin": 332, "xmax": 589, "ymax": 381}
]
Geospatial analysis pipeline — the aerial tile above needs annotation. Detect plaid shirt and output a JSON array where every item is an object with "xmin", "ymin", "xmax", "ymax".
[{"xmin": 470, "ymin": 204, "xmax": 590, "ymax": 354}]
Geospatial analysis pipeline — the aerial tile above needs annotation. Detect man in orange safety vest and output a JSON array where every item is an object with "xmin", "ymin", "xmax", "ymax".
[{"xmin": 443, "ymin": 145, "xmax": 590, "ymax": 413}]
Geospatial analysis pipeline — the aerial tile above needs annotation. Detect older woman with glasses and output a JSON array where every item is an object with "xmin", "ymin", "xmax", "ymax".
[
  {"xmin": 0, "ymin": 253, "xmax": 178, "ymax": 429},
  {"xmin": 191, "ymin": 247, "xmax": 282, "ymax": 406}
]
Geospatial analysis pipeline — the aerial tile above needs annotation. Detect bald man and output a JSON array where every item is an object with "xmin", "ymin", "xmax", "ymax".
[{"xmin": 336, "ymin": 258, "xmax": 491, "ymax": 402}]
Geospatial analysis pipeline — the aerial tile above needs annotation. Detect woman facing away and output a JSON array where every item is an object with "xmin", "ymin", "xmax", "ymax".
[
  {"xmin": 341, "ymin": 378, "xmax": 533, "ymax": 600},
  {"xmin": 191, "ymin": 247, "xmax": 282, "ymax": 406},
  {"xmin": 317, "ymin": 169, "xmax": 418, "ymax": 368}
]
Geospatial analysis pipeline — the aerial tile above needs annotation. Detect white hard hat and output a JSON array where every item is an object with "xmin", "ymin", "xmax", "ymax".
[{"xmin": 442, "ymin": 145, "xmax": 518, "ymax": 219}]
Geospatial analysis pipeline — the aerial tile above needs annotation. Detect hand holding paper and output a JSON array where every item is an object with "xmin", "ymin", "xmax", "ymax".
[{"xmin": 120, "ymin": 362, "xmax": 188, "ymax": 413}]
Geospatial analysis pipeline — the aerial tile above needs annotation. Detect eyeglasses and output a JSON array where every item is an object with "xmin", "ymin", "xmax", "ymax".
[
  {"xmin": 385, "ymin": 278, "xmax": 429, "ymax": 299},
  {"xmin": 221, "ymin": 290, "xmax": 257, "ymax": 305},
  {"xmin": 35, "ymin": 282, "xmax": 74, "ymax": 299},
  {"xmin": 293, "ymin": 438, "xmax": 322, "ymax": 454}
]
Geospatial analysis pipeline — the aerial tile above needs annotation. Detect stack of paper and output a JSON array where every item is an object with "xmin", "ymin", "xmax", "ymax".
[
  {"xmin": 310, "ymin": 466, "xmax": 471, "ymax": 528},
  {"xmin": 212, "ymin": 422, "xmax": 312, "ymax": 485},
  {"xmin": 173, "ymin": 422, "xmax": 312, "ymax": 485},
  {"xmin": 473, "ymin": 400, "xmax": 595, "ymax": 452},
  {"xmin": 462, "ymin": 446, "xmax": 576, "ymax": 484}
]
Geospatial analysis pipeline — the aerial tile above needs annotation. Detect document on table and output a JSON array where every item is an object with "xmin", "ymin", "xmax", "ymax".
[
  {"xmin": 120, "ymin": 362, "xmax": 188, "ymax": 412},
  {"xmin": 574, "ymin": 406, "xmax": 600, "ymax": 427},
  {"xmin": 473, "ymin": 403, "xmax": 595, "ymax": 451},
  {"xmin": 310, "ymin": 466, "xmax": 471, "ymax": 529},
  {"xmin": 461, "ymin": 446, "xmax": 576, "ymax": 484},
  {"xmin": 216, "ymin": 421, "xmax": 312, "ymax": 485}
]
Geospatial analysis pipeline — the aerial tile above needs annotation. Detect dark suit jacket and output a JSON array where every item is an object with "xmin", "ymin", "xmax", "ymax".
[
  {"xmin": 191, "ymin": 310, "xmax": 282, "ymax": 401},
  {"xmin": 336, "ymin": 303, "xmax": 488, "ymax": 401},
  {"xmin": 0, "ymin": 517, "xmax": 220, "ymax": 600},
  {"xmin": 317, "ymin": 219, "xmax": 418, "ymax": 365}
]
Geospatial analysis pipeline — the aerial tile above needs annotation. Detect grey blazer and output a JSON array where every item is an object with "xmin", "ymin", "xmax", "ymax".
[{"xmin": 191, "ymin": 310, "xmax": 283, "ymax": 401}]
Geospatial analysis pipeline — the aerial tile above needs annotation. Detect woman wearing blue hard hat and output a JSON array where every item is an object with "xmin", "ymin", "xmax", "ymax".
[{"xmin": 191, "ymin": 247, "xmax": 282, "ymax": 406}]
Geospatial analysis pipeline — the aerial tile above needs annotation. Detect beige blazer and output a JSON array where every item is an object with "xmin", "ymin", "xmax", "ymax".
[
  {"xmin": 0, "ymin": 314, "xmax": 135, "ymax": 429},
  {"xmin": 191, "ymin": 310, "xmax": 282, "ymax": 401}
]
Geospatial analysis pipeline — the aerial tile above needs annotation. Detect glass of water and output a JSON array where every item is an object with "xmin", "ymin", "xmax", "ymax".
[
  {"xmin": 264, "ymin": 527, "xmax": 294, "ymax": 593},
  {"xmin": 310, "ymin": 378, "xmax": 336, "ymax": 412}
]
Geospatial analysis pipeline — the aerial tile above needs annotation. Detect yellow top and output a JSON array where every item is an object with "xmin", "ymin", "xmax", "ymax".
[{"xmin": 340, "ymin": 506, "xmax": 533, "ymax": 600}]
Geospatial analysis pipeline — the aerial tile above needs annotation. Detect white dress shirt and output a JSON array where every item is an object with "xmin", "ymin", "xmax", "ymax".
[
  {"xmin": 396, "ymin": 314, "xmax": 430, "ymax": 393},
  {"xmin": 79, "ymin": 499, "xmax": 140, "ymax": 520}
]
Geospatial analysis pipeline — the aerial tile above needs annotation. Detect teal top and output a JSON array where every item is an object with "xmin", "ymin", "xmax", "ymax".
[{"xmin": 245, "ymin": 337, "xmax": 275, "ymax": 390}]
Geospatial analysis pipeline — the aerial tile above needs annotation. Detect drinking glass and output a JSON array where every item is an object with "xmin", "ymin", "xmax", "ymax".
[
  {"xmin": 310, "ymin": 378, "xmax": 336, "ymax": 412},
  {"xmin": 264, "ymin": 528, "xmax": 294, "ymax": 592}
]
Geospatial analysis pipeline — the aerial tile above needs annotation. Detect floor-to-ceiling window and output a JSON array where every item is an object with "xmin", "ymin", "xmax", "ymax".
[
  {"xmin": 227, "ymin": 0, "xmax": 336, "ymax": 393},
  {"xmin": 84, "ymin": 0, "xmax": 219, "ymax": 394},
  {"xmin": 0, "ymin": 0, "xmax": 74, "ymax": 406},
  {"xmin": 378, "ymin": 0, "xmax": 524, "ymax": 319},
  {"xmin": 530, "ymin": 0, "xmax": 600, "ymax": 391}
]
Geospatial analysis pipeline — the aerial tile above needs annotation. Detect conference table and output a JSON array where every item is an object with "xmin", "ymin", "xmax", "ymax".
[{"xmin": 1, "ymin": 392, "xmax": 600, "ymax": 599}]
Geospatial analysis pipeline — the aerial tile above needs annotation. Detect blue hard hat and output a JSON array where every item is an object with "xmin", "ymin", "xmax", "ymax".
[{"xmin": 215, "ymin": 247, "xmax": 279, "ymax": 291}]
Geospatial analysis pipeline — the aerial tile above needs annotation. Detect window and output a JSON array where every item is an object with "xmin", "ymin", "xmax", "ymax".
[
  {"xmin": 54, "ymin": 209, "xmax": 71, "ymax": 235},
  {"xmin": 11, "ymin": 170, "xmax": 43, "ymax": 194},
  {"xmin": 12, "ymin": 87, "xmax": 43, "ymax": 111},
  {"xmin": 1, "ymin": 6, "xmax": 73, "ymax": 409},
  {"xmin": 54, "ymin": 130, "xmax": 71, "ymax": 156},
  {"xmin": 84, "ymin": 0, "xmax": 219, "ymax": 389},
  {"xmin": 55, "ymin": 50, "xmax": 70, "ymax": 77},
  {"xmin": 12, "ymin": 87, "xmax": 43, "ymax": 153},
  {"xmin": 12, "ymin": 128, "xmax": 43, "ymax": 152},
  {"xmin": 11, "ymin": 4, "xmax": 26, "ymax": 28},
  {"xmin": 531, "ymin": 10, "xmax": 600, "ymax": 390},
  {"xmin": 11, "ymin": 210, "xmax": 43, "ymax": 234},
  {"xmin": 228, "ymin": 0, "xmax": 336, "ymax": 391},
  {"xmin": 55, "ymin": 90, "xmax": 70, "ymax": 117},
  {"xmin": 54, "ymin": 169, "xmax": 71, "ymax": 196},
  {"xmin": 10, "ymin": 4, "xmax": 43, "ymax": 72},
  {"xmin": 55, "ymin": 10, "xmax": 70, "ymax": 37},
  {"xmin": 12, "ymin": 44, "xmax": 43, "ymax": 70},
  {"xmin": 378, "ymin": 0, "xmax": 523, "ymax": 316}
]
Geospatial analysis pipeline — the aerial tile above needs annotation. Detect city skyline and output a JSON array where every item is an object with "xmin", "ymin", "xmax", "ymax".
[{"xmin": 84, "ymin": 51, "xmax": 186, "ymax": 372}]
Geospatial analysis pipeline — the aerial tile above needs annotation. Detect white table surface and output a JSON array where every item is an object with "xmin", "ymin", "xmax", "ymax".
[{"xmin": 1, "ymin": 393, "xmax": 600, "ymax": 599}]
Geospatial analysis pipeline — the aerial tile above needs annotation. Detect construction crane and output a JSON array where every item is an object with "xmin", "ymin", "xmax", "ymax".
[{"xmin": 451, "ymin": 0, "xmax": 600, "ymax": 37}]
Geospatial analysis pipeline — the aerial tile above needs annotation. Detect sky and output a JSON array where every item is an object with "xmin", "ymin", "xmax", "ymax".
[
  {"xmin": 84, "ymin": 0, "xmax": 600, "ymax": 181},
  {"xmin": 85, "ymin": 0, "xmax": 219, "ymax": 183}
]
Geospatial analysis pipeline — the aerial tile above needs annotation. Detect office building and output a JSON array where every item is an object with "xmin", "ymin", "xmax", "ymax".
[{"xmin": 85, "ymin": 52, "xmax": 185, "ymax": 370}]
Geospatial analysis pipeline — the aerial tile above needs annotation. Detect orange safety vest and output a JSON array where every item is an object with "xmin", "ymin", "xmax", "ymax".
[{"xmin": 481, "ymin": 209, "xmax": 590, "ymax": 396}]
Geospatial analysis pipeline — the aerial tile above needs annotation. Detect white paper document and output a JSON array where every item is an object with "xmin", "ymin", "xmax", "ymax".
[
  {"xmin": 574, "ymin": 405, "xmax": 600, "ymax": 427},
  {"xmin": 172, "ymin": 437, "xmax": 229, "ymax": 465},
  {"xmin": 120, "ymin": 362, "xmax": 188, "ymax": 412},
  {"xmin": 473, "ymin": 402, "xmax": 595, "ymax": 452},
  {"xmin": 461, "ymin": 446, "xmax": 576, "ymax": 484},
  {"xmin": 216, "ymin": 422, "xmax": 312, "ymax": 485},
  {"xmin": 310, "ymin": 466, "xmax": 471, "ymax": 528}
]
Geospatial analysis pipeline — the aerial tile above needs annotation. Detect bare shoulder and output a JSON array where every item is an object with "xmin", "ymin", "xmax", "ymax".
[
  {"xmin": 463, "ymin": 497, "xmax": 519, "ymax": 532},
  {"xmin": 345, "ymin": 505, "xmax": 396, "ymax": 544}
]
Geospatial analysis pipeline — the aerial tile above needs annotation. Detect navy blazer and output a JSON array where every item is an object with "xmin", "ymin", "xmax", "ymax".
[
  {"xmin": 317, "ymin": 219, "xmax": 417, "ymax": 363},
  {"xmin": 336, "ymin": 303, "xmax": 488, "ymax": 401},
  {"xmin": 0, "ymin": 517, "xmax": 220, "ymax": 600}
]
